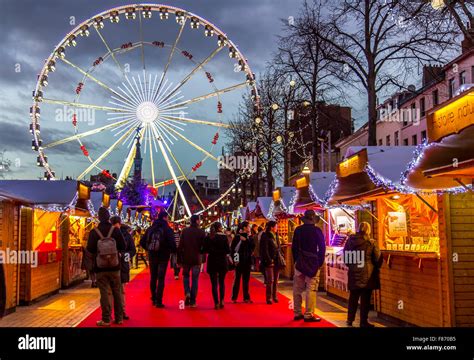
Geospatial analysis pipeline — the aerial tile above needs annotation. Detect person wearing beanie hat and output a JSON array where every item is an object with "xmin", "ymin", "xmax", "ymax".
[{"xmin": 87, "ymin": 207, "xmax": 126, "ymax": 326}]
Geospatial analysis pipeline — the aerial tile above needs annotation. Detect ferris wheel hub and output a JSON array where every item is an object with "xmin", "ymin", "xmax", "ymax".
[{"xmin": 136, "ymin": 101, "xmax": 159, "ymax": 124}]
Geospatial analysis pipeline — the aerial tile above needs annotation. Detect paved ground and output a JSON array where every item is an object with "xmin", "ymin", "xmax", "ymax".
[{"xmin": 0, "ymin": 266, "xmax": 395, "ymax": 327}]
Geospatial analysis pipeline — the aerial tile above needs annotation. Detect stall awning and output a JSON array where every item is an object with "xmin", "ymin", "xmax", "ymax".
[
  {"xmin": 309, "ymin": 172, "xmax": 336, "ymax": 204},
  {"xmin": 90, "ymin": 192, "xmax": 104, "ymax": 213},
  {"xmin": 329, "ymin": 146, "xmax": 417, "ymax": 204},
  {"xmin": 254, "ymin": 197, "xmax": 274, "ymax": 220},
  {"xmin": 272, "ymin": 187, "xmax": 296, "ymax": 216},
  {"xmin": 403, "ymin": 90, "xmax": 474, "ymax": 191},
  {"xmin": 0, "ymin": 180, "xmax": 77, "ymax": 207}
]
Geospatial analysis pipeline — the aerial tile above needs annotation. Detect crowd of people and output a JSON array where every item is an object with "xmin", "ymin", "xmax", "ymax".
[{"xmin": 84, "ymin": 207, "xmax": 382, "ymax": 327}]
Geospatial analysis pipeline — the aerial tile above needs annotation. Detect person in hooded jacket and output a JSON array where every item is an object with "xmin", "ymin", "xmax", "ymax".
[
  {"xmin": 343, "ymin": 221, "xmax": 383, "ymax": 327},
  {"xmin": 204, "ymin": 222, "xmax": 231, "ymax": 309},
  {"xmin": 260, "ymin": 221, "xmax": 285, "ymax": 304},
  {"xmin": 140, "ymin": 211, "xmax": 176, "ymax": 308},
  {"xmin": 111, "ymin": 216, "xmax": 136, "ymax": 320},
  {"xmin": 231, "ymin": 221, "xmax": 255, "ymax": 303}
]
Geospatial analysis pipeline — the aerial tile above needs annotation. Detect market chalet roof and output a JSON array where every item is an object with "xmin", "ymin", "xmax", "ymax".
[
  {"xmin": 328, "ymin": 146, "xmax": 417, "ymax": 203},
  {"xmin": 0, "ymin": 180, "xmax": 77, "ymax": 205}
]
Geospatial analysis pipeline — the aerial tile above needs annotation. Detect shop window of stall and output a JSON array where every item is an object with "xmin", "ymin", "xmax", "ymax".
[
  {"xmin": 377, "ymin": 194, "xmax": 439, "ymax": 253},
  {"xmin": 33, "ymin": 209, "xmax": 63, "ymax": 266}
]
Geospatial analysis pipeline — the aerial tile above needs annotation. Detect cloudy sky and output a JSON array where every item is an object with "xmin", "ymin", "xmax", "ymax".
[{"xmin": 0, "ymin": 0, "xmax": 366, "ymax": 185}]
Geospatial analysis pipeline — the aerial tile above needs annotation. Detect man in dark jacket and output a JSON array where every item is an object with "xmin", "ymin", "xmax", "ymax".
[
  {"xmin": 87, "ymin": 207, "xmax": 126, "ymax": 326},
  {"xmin": 111, "ymin": 216, "xmax": 136, "ymax": 320},
  {"xmin": 140, "ymin": 211, "xmax": 176, "ymax": 308},
  {"xmin": 178, "ymin": 215, "xmax": 206, "ymax": 307},
  {"xmin": 291, "ymin": 210, "xmax": 326, "ymax": 322},
  {"xmin": 231, "ymin": 221, "xmax": 255, "ymax": 303}
]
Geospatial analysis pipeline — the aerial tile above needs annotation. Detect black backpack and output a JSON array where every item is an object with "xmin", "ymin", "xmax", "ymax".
[{"xmin": 144, "ymin": 227, "xmax": 163, "ymax": 252}]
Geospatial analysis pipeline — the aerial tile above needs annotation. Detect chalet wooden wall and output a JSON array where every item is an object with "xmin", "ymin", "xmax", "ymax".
[
  {"xmin": 445, "ymin": 192, "xmax": 474, "ymax": 327},
  {"xmin": 19, "ymin": 207, "xmax": 61, "ymax": 304},
  {"xmin": 0, "ymin": 201, "xmax": 20, "ymax": 312},
  {"xmin": 375, "ymin": 197, "xmax": 450, "ymax": 327}
]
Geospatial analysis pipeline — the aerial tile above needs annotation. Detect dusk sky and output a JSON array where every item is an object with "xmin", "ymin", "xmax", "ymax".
[{"xmin": 0, "ymin": 0, "xmax": 369, "ymax": 184}]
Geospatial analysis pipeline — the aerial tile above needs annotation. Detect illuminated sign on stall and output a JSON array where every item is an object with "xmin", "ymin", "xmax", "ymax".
[
  {"xmin": 428, "ymin": 90, "xmax": 474, "ymax": 142},
  {"xmin": 337, "ymin": 150, "xmax": 368, "ymax": 178}
]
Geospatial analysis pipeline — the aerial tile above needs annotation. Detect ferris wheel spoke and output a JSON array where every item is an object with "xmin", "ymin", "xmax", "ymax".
[
  {"xmin": 146, "ymin": 126, "xmax": 156, "ymax": 187},
  {"xmin": 115, "ymin": 126, "xmax": 145, "ymax": 188},
  {"xmin": 95, "ymin": 27, "xmax": 125, "ymax": 77},
  {"xmin": 161, "ymin": 115, "xmax": 230, "ymax": 128},
  {"xmin": 42, "ymin": 98, "xmax": 128, "ymax": 113},
  {"xmin": 171, "ymin": 189, "xmax": 179, "ymax": 221},
  {"xmin": 150, "ymin": 125, "xmax": 192, "ymax": 217},
  {"xmin": 158, "ymin": 121, "xmax": 217, "ymax": 161},
  {"xmin": 60, "ymin": 58, "xmax": 133, "ymax": 105},
  {"xmin": 153, "ymin": 78, "xmax": 170, "ymax": 104},
  {"xmin": 158, "ymin": 118, "xmax": 186, "ymax": 132},
  {"xmin": 160, "ymin": 46, "xmax": 223, "ymax": 105},
  {"xmin": 161, "ymin": 138, "xmax": 206, "ymax": 210},
  {"xmin": 109, "ymin": 100, "xmax": 137, "ymax": 112},
  {"xmin": 161, "ymin": 82, "xmax": 248, "ymax": 111},
  {"xmin": 158, "ymin": 95, "xmax": 185, "ymax": 110},
  {"xmin": 155, "ymin": 19, "xmax": 187, "ymax": 99},
  {"xmin": 118, "ymin": 82, "xmax": 142, "ymax": 107},
  {"xmin": 132, "ymin": 77, "xmax": 146, "ymax": 103},
  {"xmin": 78, "ymin": 126, "xmax": 135, "ymax": 180},
  {"xmin": 154, "ymin": 122, "xmax": 177, "ymax": 144},
  {"xmin": 138, "ymin": 10, "xmax": 146, "ymax": 71},
  {"xmin": 42, "ymin": 119, "xmax": 130, "ymax": 149}
]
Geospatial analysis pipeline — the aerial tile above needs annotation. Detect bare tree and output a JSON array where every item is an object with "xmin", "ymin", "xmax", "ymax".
[
  {"xmin": 307, "ymin": 0, "xmax": 460, "ymax": 145},
  {"xmin": 275, "ymin": 1, "xmax": 345, "ymax": 169}
]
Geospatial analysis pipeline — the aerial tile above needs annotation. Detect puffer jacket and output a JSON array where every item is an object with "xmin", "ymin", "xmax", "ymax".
[{"xmin": 343, "ymin": 232, "xmax": 383, "ymax": 290}]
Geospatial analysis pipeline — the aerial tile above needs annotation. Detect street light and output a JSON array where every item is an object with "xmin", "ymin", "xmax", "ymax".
[
  {"xmin": 302, "ymin": 166, "xmax": 311, "ymax": 175},
  {"xmin": 271, "ymin": 103, "xmax": 279, "ymax": 111},
  {"xmin": 276, "ymin": 135, "xmax": 283, "ymax": 143}
]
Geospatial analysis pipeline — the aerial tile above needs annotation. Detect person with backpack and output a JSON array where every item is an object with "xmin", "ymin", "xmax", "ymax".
[
  {"xmin": 291, "ymin": 210, "xmax": 326, "ymax": 322},
  {"xmin": 344, "ymin": 222, "xmax": 382, "ymax": 327},
  {"xmin": 111, "ymin": 216, "xmax": 136, "ymax": 320},
  {"xmin": 178, "ymin": 215, "xmax": 206, "ymax": 307},
  {"xmin": 203, "ymin": 222, "xmax": 232, "ymax": 309},
  {"xmin": 260, "ymin": 221, "xmax": 286, "ymax": 305},
  {"xmin": 140, "ymin": 211, "xmax": 176, "ymax": 308},
  {"xmin": 231, "ymin": 221, "xmax": 255, "ymax": 303},
  {"xmin": 87, "ymin": 207, "xmax": 126, "ymax": 326}
]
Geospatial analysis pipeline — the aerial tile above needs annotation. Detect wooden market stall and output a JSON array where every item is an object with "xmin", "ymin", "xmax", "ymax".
[
  {"xmin": 403, "ymin": 89, "xmax": 474, "ymax": 327},
  {"xmin": 0, "ymin": 190, "xmax": 25, "ymax": 314},
  {"xmin": 0, "ymin": 181, "xmax": 78, "ymax": 304},
  {"xmin": 272, "ymin": 187, "xmax": 297, "ymax": 278},
  {"xmin": 329, "ymin": 146, "xmax": 452, "ymax": 326}
]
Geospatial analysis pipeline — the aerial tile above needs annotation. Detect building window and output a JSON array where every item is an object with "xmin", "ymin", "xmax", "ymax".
[
  {"xmin": 432, "ymin": 89, "xmax": 439, "ymax": 107},
  {"xmin": 402, "ymin": 109, "xmax": 408, "ymax": 126},
  {"xmin": 460, "ymin": 71, "xmax": 466, "ymax": 86},
  {"xmin": 378, "ymin": 139, "xmax": 383, "ymax": 146},
  {"xmin": 410, "ymin": 103, "xmax": 417, "ymax": 125},
  {"xmin": 420, "ymin": 97, "xmax": 426, "ymax": 117},
  {"xmin": 386, "ymin": 135, "xmax": 391, "ymax": 146},
  {"xmin": 448, "ymin": 78, "xmax": 455, "ymax": 98},
  {"xmin": 421, "ymin": 130, "xmax": 427, "ymax": 141},
  {"xmin": 403, "ymin": 138, "xmax": 409, "ymax": 146},
  {"xmin": 394, "ymin": 131, "xmax": 399, "ymax": 146},
  {"xmin": 412, "ymin": 134, "xmax": 417, "ymax": 146}
]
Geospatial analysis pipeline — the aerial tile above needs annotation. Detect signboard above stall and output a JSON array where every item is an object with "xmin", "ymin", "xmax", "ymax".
[
  {"xmin": 336, "ymin": 149, "xmax": 368, "ymax": 178},
  {"xmin": 427, "ymin": 90, "xmax": 474, "ymax": 142}
]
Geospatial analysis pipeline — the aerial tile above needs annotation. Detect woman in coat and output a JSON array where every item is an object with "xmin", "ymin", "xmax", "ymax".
[
  {"xmin": 231, "ymin": 221, "xmax": 255, "ymax": 303},
  {"xmin": 260, "ymin": 221, "xmax": 285, "ymax": 304},
  {"xmin": 343, "ymin": 222, "xmax": 383, "ymax": 327},
  {"xmin": 204, "ymin": 222, "xmax": 231, "ymax": 309}
]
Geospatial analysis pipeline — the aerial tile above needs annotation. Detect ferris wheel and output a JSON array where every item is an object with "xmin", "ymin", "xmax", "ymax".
[{"xmin": 30, "ymin": 4, "xmax": 259, "ymax": 219}]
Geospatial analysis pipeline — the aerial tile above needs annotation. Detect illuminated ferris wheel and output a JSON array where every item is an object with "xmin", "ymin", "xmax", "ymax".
[{"xmin": 30, "ymin": 4, "xmax": 259, "ymax": 219}]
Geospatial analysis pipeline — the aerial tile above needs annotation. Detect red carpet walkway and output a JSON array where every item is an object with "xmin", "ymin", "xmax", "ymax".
[{"xmin": 77, "ymin": 268, "xmax": 335, "ymax": 327}]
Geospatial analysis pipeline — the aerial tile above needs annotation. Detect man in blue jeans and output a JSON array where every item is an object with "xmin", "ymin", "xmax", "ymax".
[
  {"xmin": 140, "ymin": 211, "xmax": 176, "ymax": 308},
  {"xmin": 178, "ymin": 215, "xmax": 206, "ymax": 307}
]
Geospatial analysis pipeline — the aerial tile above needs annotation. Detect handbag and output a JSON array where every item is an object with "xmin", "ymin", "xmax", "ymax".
[{"xmin": 295, "ymin": 239, "xmax": 319, "ymax": 277}]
